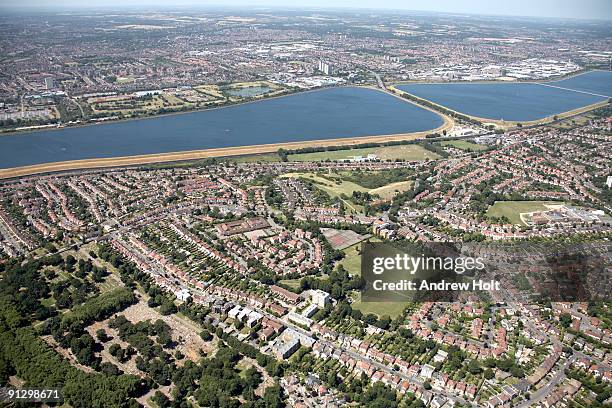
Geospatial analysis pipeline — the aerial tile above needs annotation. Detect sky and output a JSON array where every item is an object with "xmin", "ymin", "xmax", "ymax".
[{"xmin": 3, "ymin": 0, "xmax": 612, "ymax": 21}]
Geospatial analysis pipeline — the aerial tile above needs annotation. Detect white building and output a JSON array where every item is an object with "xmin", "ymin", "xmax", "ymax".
[
  {"xmin": 246, "ymin": 311, "xmax": 263, "ymax": 328},
  {"xmin": 228, "ymin": 305, "xmax": 242, "ymax": 320},
  {"xmin": 287, "ymin": 311, "xmax": 313, "ymax": 328},
  {"xmin": 420, "ymin": 364, "xmax": 436, "ymax": 379},
  {"xmin": 302, "ymin": 303, "xmax": 318, "ymax": 318},
  {"xmin": 175, "ymin": 288, "xmax": 191, "ymax": 301},
  {"xmin": 318, "ymin": 59, "xmax": 333, "ymax": 75},
  {"xmin": 310, "ymin": 289, "xmax": 331, "ymax": 308}
]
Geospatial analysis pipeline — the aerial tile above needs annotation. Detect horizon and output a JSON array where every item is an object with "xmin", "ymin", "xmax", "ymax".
[{"xmin": 2, "ymin": 0, "xmax": 612, "ymax": 21}]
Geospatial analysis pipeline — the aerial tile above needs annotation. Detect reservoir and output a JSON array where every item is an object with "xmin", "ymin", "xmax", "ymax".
[
  {"xmin": 0, "ymin": 87, "xmax": 444, "ymax": 169},
  {"xmin": 396, "ymin": 70, "xmax": 612, "ymax": 122}
]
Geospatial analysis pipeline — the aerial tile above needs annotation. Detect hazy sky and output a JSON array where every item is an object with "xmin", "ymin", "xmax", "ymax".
[{"xmin": 3, "ymin": 0, "xmax": 612, "ymax": 20}]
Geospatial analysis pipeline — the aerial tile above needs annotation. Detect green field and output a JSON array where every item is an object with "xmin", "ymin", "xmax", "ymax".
[
  {"xmin": 336, "ymin": 237, "xmax": 381, "ymax": 277},
  {"xmin": 278, "ymin": 278, "xmax": 301, "ymax": 290},
  {"xmin": 287, "ymin": 144, "xmax": 439, "ymax": 162},
  {"xmin": 350, "ymin": 292, "xmax": 410, "ymax": 318},
  {"xmin": 281, "ymin": 172, "xmax": 413, "ymax": 209},
  {"xmin": 282, "ymin": 172, "xmax": 369, "ymax": 196},
  {"xmin": 368, "ymin": 180, "xmax": 413, "ymax": 200},
  {"xmin": 337, "ymin": 243, "xmax": 363, "ymax": 276},
  {"xmin": 486, "ymin": 200, "xmax": 562, "ymax": 225},
  {"xmin": 440, "ymin": 140, "xmax": 487, "ymax": 151}
]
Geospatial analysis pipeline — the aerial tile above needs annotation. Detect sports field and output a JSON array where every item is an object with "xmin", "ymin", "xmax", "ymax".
[
  {"xmin": 486, "ymin": 200, "xmax": 562, "ymax": 225},
  {"xmin": 321, "ymin": 228, "xmax": 370, "ymax": 250},
  {"xmin": 440, "ymin": 140, "xmax": 487, "ymax": 151}
]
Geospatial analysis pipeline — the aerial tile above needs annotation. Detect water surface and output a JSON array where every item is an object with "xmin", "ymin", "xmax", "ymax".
[
  {"xmin": 396, "ymin": 70, "xmax": 611, "ymax": 121},
  {"xmin": 0, "ymin": 87, "xmax": 444, "ymax": 169}
]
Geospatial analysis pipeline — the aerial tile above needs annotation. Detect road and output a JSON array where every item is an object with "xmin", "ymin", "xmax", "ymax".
[
  {"xmin": 516, "ymin": 355, "xmax": 576, "ymax": 408},
  {"xmin": 372, "ymin": 72, "xmax": 386, "ymax": 90}
]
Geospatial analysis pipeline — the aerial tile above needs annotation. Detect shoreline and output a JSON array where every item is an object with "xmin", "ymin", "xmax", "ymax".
[
  {"xmin": 388, "ymin": 85, "xmax": 609, "ymax": 128},
  {"xmin": 0, "ymin": 84, "xmax": 429, "ymax": 138},
  {"xmin": 4, "ymin": 69, "xmax": 607, "ymax": 137},
  {"xmin": 0, "ymin": 121, "xmax": 452, "ymax": 180}
]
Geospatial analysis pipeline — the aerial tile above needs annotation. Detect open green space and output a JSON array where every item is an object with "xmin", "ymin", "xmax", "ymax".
[
  {"xmin": 287, "ymin": 144, "xmax": 439, "ymax": 162},
  {"xmin": 350, "ymin": 292, "xmax": 410, "ymax": 319},
  {"xmin": 282, "ymin": 170, "xmax": 417, "ymax": 212},
  {"xmin": 368, "ymin": 180, "xmax": 413, "ymax": 200},
  {"xmin": 282, "ymin": 171, "xmax": 413, "ymax": 202},
  {"xmin": 486, "ymin": 200, "xmax": 562, "ymax": 225},
  {"xmin": 440, "ymin": 140, "xmax": 487, "ymax": 151},
  {"xmin": 278, "ymin": 278, "xmax": 301, "ymax": 290},
  {"xmin": 337, "ymin": 244, "xmax": 363, "ymax": 277},
  {"xmin": 336, "ymin": 237, "xmax": 381, "ymax": 277}
]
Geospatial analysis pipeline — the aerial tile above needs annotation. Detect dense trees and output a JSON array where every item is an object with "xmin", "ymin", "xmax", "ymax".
[
  {"xmin": 0, "ymin": 293, "xmax": 143, "ymax": 407},
  {"xmin": 60, "ymin": 287, "xmax": 136, "ymax": 330},
  {"xmin": 362, "ymin": 382, "xmax": 398, "ymax": 407},
  {"xmin": 482, "ymin": 357, "xmax": 525, "ymax": 379},
  {"xmin": 0, "ymin": 256, "xmax": 146, "ymax": 406},
  {"xmin": 342, "ymin": 168, "xmax": 415, "ymax": 189},
  {"xmin": 0, "ymin": 257, "xmax": 52, "ymax": 321}
]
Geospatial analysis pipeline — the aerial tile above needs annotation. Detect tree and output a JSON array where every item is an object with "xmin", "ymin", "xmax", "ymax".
[
  {"xmin": 375, "ymin": 315, "xmax": 391, "ymax": 330},
  {"xmin": 363, "ymin": 313, "xmax": 378, "ymax": 326},
  {"xmin": 243, "ymin": 367, "xmax": 262, "ymax": 389},
  {"xmin": 200, "ymin": 330, "xmax": 213, "ymax": 341},
  {"xmin": 109, "ymin": 343, "xmax": 122, "ymax": 356},
  {"xmin": 157, "ymin": 330, "xmax": 173, "ymax": 348},
  {"xmin": 151, "ymin": 391, "xmax": 171, "ymax": 408},
  {"xmin": 559, "ymin": 313, "xmax": 572, "ymax": 328},
  {"xmin": 468, "ymin": 359, "xmax": 482, "ymax": 375},
  {"xmin": 510, "ymin": 366, "xmax": 525, "ymax": 378},
  {"xmin": 100, "ymin": 361, "xmax": 121, "ymax": 376},
  {"xmin": 96, "ymin": 328, "xmax": 109, "ymax": 342},
  {"xmin": 159, "ymin": 301, "xmax": 177, "ymax": 316},
  {"xmin": 262, "ymin": 384, "xmax": 284, "ymax": 408}
]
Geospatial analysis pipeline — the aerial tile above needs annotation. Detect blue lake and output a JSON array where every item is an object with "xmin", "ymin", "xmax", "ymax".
[
  {"xmin": 396, "ymin": 70, "xmax": 612, "ymax": 122},
  {"xmin": 549, "ymin": 70, "xmax": 612, "ymax": 97},
  {"xmin": 0, "ymin": 87, "xmax": 444, "ymax": 169}
]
